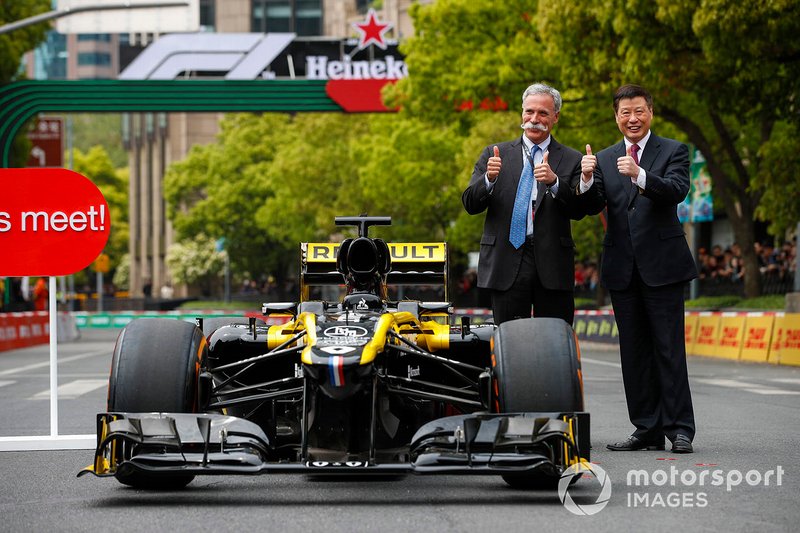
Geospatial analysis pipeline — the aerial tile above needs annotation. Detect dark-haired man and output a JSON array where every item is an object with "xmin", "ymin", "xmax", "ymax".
[{"xmin": 578, "ymin": 84, "xmax": 697, "ymax": 454}]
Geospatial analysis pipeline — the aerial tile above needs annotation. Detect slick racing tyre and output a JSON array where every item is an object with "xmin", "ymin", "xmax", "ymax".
[
  {"xmin": 108, "ymin": 318, "xmax": 207, "ymax": 489},
  {"xmin": 491, "ymin": 317, "xmax": 583, "ymax": 490},
  {"xmin": 492, "ymin": 317, "xmax": 583, "ymax": 412}
]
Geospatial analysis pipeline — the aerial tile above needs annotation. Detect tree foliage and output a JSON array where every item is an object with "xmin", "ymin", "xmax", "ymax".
[
  {"xmin": 164, "ymin": 113, "xmax": 289, "ymax": 281},
  {"xmin": 537, "ymin": 0, "xmax": 800, "ymax": 297},
  {"xmin": 1, "ymin": 0, "xmax": 52, "ymax": 167},
  {"xmin": 0, "ymin": 0, "xmax": 50, "ymax": 82},
  {"xmin": 72, "ymin": 146, "xmax": 129, "ymax": 269},
  {"xmin": 392, "ymin": 0, "xmax": 800, "ymax": 298},
  {"xmin": 165, "ymin": 234, "xmax": 226, "ymax": 296},
  {"xmin": 165, "ymin": 112, "xmax": 478, "ymax": 289},
  {"xmin": 163, "ymin": 0, "xmax": 799, "ymax": 300},
  {"xmin": 70, "ymin": 114, "xmax": 127, "ymax": 167}
]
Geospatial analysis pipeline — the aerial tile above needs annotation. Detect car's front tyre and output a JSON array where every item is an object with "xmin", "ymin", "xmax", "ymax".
[{"xmin": 108, "ymin": 318, "xmax": 207, "ymax": 489}]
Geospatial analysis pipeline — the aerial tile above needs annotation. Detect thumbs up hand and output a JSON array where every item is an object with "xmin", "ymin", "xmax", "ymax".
[
  {"xmin": 581, "ymin": 144, "xmax": 596, "ymax": 182},
  {"xmin": 534, "ymin": 150, "xmax": 557, "ymax": 185},
  {"xmin": 617, "ymin": 144, "xmax": 640, "ymax": 178},
  {"xmin": 487, "ymin": 145, "xmax": 502, "ymax": 182}
]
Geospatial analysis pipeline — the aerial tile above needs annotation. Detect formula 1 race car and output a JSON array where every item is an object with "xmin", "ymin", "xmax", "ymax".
[{"xmin": 80, "ymin": 216, "xmax": 589, "ymax": 490}]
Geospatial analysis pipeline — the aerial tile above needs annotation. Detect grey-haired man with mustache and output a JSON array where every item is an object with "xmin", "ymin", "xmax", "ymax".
[{"xmin": 463, "ymin": 83, "xmax": 584, "ymax": 325}]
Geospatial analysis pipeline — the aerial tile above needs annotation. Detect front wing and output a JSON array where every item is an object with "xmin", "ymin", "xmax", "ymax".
[{"xmin": 79, "ymin": 411, "xmax": 590, "ymax": 479}]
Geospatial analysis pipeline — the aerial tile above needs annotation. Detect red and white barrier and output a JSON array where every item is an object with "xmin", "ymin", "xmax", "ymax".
[{"xmin": 0, "ymin": 311, "xmax": 50, "ymax": 352}]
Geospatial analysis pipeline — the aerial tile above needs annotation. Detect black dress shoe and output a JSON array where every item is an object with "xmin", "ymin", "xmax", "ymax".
[
  {"xmin": 607, "ymin": 435, "xmax": 665, "ymax": 451},
  {"xmin": 671, "ymin": 434, "xmax": 693, "ymax": 454}
]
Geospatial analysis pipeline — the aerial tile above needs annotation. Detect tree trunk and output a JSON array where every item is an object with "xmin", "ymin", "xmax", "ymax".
[
  {"xmin": 660, "ymin": 108, "xmax": 763, "ymax": 299},
  {"xmin": 726, "ymin": 206, "xmax": 761, "ymax": 298}
]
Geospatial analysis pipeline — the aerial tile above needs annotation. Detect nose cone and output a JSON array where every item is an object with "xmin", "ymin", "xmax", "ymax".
[{"xmin": 305, "ymin": 349, "xmax": 372, "ymax": 400}]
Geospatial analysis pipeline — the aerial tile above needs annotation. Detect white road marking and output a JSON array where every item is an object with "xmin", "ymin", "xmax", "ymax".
[
  {"xmin": 696, "ymin": 378, "xmax": 800, "ymax": 396},
  {"xmin": 770, "ymin": 378, "xmax": 800, "ymax": 385},
  {"xmin": 0, "ymin": 349, "xmax": 109, "ymax": 377},
  {"xmin": 581, "ymin": 357, "xmax": 621, "ymax": 368},
  {"xmin": 0, "ymin": 380, "xmax": 15, "ymax": 389},
  {"xmin": 30, "ymin": 379, "xmax": 108, "ymax": 400}
]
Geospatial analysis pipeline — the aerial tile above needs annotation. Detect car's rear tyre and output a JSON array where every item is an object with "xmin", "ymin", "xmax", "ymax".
[
  {"xmin": 491, "ymin": 317, "xmax": 583, "ymax": 489},
  {"xmin": 108, "ymin": 318, "xmax": 207, "ymax": 489}
]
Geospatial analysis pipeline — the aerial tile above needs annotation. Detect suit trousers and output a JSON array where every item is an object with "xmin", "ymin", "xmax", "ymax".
[
  {"xmin": 490, "ymin": 239, "xmax": 575, "ymax": 325},
  {"xmin": 609, "ymin": 266, "xmax": 696, "ymax": 441}
]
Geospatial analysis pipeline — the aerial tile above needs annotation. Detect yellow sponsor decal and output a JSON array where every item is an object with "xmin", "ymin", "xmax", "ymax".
[
  {"xmin": 306, "ymin": 243, "xmax": 340, "ymax": 262},
  {"xmin": 389, "ymin": 243, "xmax": 446, "ymax": 262},
  {"xmin": 305, "ymin": 242, "xmax": 445, "ymax": 263}
]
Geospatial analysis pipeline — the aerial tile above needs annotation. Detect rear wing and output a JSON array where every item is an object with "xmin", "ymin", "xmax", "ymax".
[{"xmin": 300, "ymin": 242, "xmax": 448, "ymax": 301}]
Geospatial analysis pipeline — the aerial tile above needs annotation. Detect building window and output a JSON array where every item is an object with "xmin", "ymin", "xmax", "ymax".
[
  {"xmin": 77, "ymin": 52, "xmax": 112, "ymax": 67},
  {"xmin": 356, "ymin": 0, "xmax": 370, "ymax": 14},
  {"xmin": 251, "ymin": 0, "xmax": 321, "ymax": 36},
  {"xmin": 77, "ymin": 33, "xmax": 111, "ymax": 42},
  {"xmin": 200, "ymin": 0, "xmax": 215, "ymax": 30},
  {"xmin": 33, "ymin": 31, "xmax": 67, "ymax": 80}
]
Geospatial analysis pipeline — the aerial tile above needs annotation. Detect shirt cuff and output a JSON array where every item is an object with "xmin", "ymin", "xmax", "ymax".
[
  {"xmin": 579, "ymin": 177, "xmax": 593, "ymax": 194},
  {"xmin": 634, "ymin": 168, "xmax": 646, "ymax": 189},
  {"xmin": 484, "ymin": 173, "xmax": 495, "ymax": 191}
]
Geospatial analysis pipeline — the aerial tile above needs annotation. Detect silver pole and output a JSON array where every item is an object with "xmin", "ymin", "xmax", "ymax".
[
  {"xmin": 48, "ymin": 276, "xmax": 59, "ymax": 436},
  {"xmin": 224, "ymin": 253, "xmax": 231, "ymax": 303},
  {"xmin": 96, "ymin": 271, "xmax": 103, "ymax": 313},
  {"xmin": 0, "ymin": 2, "xmax": 190, "ymax": 35}
]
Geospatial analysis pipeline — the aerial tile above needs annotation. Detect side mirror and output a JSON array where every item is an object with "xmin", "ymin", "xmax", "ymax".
[{"xmin": 261, "ymin": 302, "xmax": 298, "ymax": 317}]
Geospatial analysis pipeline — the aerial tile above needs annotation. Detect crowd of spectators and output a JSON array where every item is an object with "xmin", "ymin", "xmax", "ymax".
[
  {"xmin": 570, "ymin": 239, "xmax": 797, "ymax": 298},
  {"xmin": 698, "ymin": 240, "xmax": 797, "ymax": 288},
  {"xmin": 574, "ymin": 261, "xmax": 600, "ymax": 295}
]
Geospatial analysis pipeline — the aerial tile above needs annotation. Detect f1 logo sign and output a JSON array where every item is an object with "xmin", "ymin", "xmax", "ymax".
[{"xmin": 119, "ymin": 33, "xmax": 296, "ymax": 80}]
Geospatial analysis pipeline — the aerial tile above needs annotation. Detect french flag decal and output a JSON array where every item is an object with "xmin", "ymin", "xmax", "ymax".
[{"xmin": 329, "ymin": 356, "xmax": 345, "ymax": 387}]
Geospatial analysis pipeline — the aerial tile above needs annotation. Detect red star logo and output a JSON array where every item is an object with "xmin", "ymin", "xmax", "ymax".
[{"xmin": 353, "ymin": 8, "xmax": 392, "ymax": 50}]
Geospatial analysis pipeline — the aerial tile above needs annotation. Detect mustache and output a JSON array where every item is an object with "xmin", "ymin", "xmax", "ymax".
[{"xmin": 521, "ymin": 122, "xmax": 547, "ymax": 131}]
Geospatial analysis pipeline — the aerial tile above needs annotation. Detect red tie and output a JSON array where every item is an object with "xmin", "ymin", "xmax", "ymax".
[{"xmin": 630, "ymin": 144, "xmax": 640, "ymax": 187}]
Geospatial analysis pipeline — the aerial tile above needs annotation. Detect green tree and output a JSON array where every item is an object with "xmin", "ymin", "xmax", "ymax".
[
  {"xmin": 398, "ymin": 0, "xmax": 800, "ymax": 298},
  {"xmin": 538, "ymin": 0, "xmax": 800, "ymax": 297},
  {"xmin": 164, "ymin": 113, "xmax": 298, "ymax": 294},
  {"xmin": 387, "ymin": 0, "xmax": 547, "ymax": 122},
  {"xmin": 72, "ymin": 146, "xmax": 129, "ymax": 271},
  {"xmin": 1, "ymin": 0, "xmax": 52, "ymax": 167},
  {"xmin": 254, "ymin": 113, "xmax": 371, "ymax": 244},
  {"xmin": 166, "ymin": 112, "xmax": 475, "ymax": 294},
  {"xmin": 348, "ymin": 114, "xmax": 464, "ymax": 241},
  {"xmin": 0, "ymin": 1, "xmax": 50, "ymax": 81},
  {"xmin": 112, "ymin": 253, "xmax": 130, "ymax": 291},
  {"xmin": 165, "ymin": 234, "xmax": 226, "ymax": 297},
  {"xmin": 70, "ymin": 114, "xmax": 127, "ymax": 168}
]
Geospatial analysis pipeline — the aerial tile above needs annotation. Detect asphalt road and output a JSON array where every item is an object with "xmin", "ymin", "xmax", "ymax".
[{"xmin": 1, "ymin": 328, "xmax": 798, "ymax": 532}]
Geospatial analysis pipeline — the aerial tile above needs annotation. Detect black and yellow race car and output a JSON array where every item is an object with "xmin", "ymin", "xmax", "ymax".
[{"xmin": 80, "ymin": 216, "xmax": 589, "ymax": 489}]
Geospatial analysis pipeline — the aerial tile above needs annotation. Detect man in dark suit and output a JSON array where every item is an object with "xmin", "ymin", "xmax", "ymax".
[
  {"xmin": 577, "ymin": 84, "xmax": 697, "ymax": 454},
  {"xmin": 462, "ymin": 83, "xmax": 583, "ymax": 325}
]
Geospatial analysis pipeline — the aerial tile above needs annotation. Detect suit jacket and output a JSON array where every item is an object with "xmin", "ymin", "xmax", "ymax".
[
  {"xmin": 462, "ymin": 136, "xmax": 583, "ymax": 291},
  {"xmin": 577, "ymin": 134, "xmax": 698, "ymax": 290}
]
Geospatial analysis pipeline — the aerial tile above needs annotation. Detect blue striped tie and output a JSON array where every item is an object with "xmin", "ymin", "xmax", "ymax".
[{"xmin": 509, "ymin": 145, "xmax": 538, "ymax": 249}]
